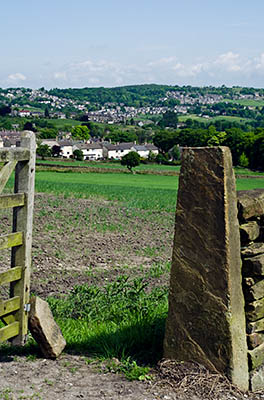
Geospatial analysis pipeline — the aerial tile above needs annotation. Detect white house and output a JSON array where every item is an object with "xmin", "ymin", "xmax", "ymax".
[
  {"xmin": 103, "ymin": 142, "xmax": 135, "ymax": 160},
  {"xmin": 58, "ymin": 140, "xmax": 73, "ymax": 158},
  {"xmin": 73, "ymin": 143, "xmax": 103, "ymax": 160},
  {"xmin": 132, "ymin": 145, "xmax": 149, "ymax": 158}
]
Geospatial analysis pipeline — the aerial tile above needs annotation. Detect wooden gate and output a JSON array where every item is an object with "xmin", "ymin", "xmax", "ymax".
[{"xmin": 0, "ymin": 131, "xmax": 36, "ymax": 345}]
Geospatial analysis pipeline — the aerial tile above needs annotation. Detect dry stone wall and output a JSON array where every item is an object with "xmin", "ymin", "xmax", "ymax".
[{"xmin": 238, "ymin": 189, "xmax": 264, "ymax": 391}]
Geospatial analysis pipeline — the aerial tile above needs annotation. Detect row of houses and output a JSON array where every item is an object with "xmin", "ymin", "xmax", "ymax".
[{"xmin": 40, "ymin": 139, "xmax": 159, "ymax": 160}]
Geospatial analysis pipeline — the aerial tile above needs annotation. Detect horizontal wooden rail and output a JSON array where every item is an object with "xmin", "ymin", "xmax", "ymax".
[
  {"xmin": 0, "ymin": 193, "xmax": 25, "ymax": 209},
  {"xmin": 0, "ymin": 297, "xmax": 20, "ymax": 317},
  {"xmin": 0, "ymin": 148, "xmax": 30, "ymax": 162},
  {"xmin": 0, "ymin": 232, "xmax": 23, "ymax": 251},
  {"xmin": 0, "ymin": 267, "xmax": 22, "ymax": 286},
  {"xmin": 0, "ymin": 321, "xmax": 19, "ymax": 342}
]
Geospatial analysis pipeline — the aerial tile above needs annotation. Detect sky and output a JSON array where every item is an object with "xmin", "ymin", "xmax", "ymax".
[{"xmin": 1, "ymin": 0, "xmax": 264, "ymax": 89}]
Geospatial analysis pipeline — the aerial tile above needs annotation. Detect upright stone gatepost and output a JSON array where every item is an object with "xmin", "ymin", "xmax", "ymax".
[{"xmin": 164, "ymin": 147, "xmax": 249, "ymax": 391}]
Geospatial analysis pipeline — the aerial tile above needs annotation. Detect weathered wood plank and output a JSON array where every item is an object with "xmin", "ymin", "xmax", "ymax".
[
  {"xmin": 0, "ymin": 297, "xmax": 20, "ymax": 317},
  {"xmin": 0, "ymin": 148, "xmax": 30, "ymax": 162},
  {"xmin": 0, "ymin": 193, "xmax": 25, "ymax": 209},
  {"xmin": 0, "ymin": 160, "xmax": 17, "ymax": 194},
  {"xmin": 0, "ymin": 267, "xmax": 22, "ymax": 286},
  {"xmin": 1, "ymin": 314, "xmax": 16, "ymax": 325},
  {"xmin": 11, "ymin": 131, "xmax": 36, "ymax": 345},
  {"xmin": 0, "ymin": 232, "xmax": 23, "ymax": 251},
  {"xmin": 0, "ymin": 322, "xmax": 19, "ymax": 342}
]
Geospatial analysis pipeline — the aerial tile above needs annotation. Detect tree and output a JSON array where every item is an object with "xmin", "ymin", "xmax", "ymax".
[
  {"xmin": 158, "ymin": 111, "xmax": 178, "ymax": 128},
  {"xmin": 51, "ymin": 145, "xmax": 62, "ymax": 157},
  {"xmin": 71, "ymin": 125, "xmax": 90, "ymax": 141},
  {"xmin": 23, "ymin": 121, "xmax": 36, "ymax": 132},
  {"xmin": 37, "ymin": 144, "xmax": 51, "ymax": 160},
  {"xmin": 73, "ymin": 149, "xmax": 84, "ymax": 161},
  {"xmin": 0, "ymin": 105, "xmax": 11, "ymax": 116},
  {"xmin": 44, "ymin": 107, "xmax": 50, "ymax": 118},
  {"xmin": 121, "ymin": 151, "xmax": 140, "ymax": 173},
  {"xmin": 153, "ymin": 130, "xmax": 179, "ymax": 154},
  {"xmin": 170, "ymin": 145, "xmax": 181, "ymax": 161}
]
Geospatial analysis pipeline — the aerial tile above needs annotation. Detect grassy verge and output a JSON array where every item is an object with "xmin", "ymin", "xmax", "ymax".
[{"xmin": 48, "ymin": 274, "xmax": 168, "ymax": 365}]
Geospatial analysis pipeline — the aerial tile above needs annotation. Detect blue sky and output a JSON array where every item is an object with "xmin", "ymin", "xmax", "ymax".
[{"xmin": 1, "ymin": 0, "xmax": 264, "ymax": 89}]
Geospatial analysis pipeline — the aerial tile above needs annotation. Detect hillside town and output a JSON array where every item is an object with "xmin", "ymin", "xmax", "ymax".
[{"xmin": 1, "ymin": 86, "xmax": 264, "ymax": 125}]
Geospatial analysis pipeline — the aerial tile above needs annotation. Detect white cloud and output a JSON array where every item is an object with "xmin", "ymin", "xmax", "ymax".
[
  {"xmin": 7, "ymin": 72, "xmax": 26, "ymax": 82},
  {"xmin": 54, "ymin": 72, "xmax": 67, "ymax": 80},
  {"xmin": 31, "ymin": 51, "xmax": 264, "ymax": 88},
  {"xmin": 213, "ymin": 51, "xmax": 241, "ymax": 72},
  {"xmin": 256, "ymin": 53, "xmax": 264, "ymax": 70}
]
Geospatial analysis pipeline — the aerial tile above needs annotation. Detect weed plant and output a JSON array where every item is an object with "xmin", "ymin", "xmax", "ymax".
[{"xmin": 47, "ymin": 275, "xmax": 168, "ymax": 365}]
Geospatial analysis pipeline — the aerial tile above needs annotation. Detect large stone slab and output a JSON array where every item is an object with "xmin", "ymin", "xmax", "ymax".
[
  {"xmin": 246, "ymin": 297, "xmax": 264, "ymax": 322},
  {"xmin": 240, "ymin": 221, "xmax": 260, "ymax": 244},
  {"xmin": 248, "ymin": 342, "xmax": 264, "ymax": 370},
  {"xmin": 237, "ymin": 189, "xmax": 264, "ymax": 221},
  {"xmin": 247, "ymin": 318, "xmax": 264, "ymax": 333},
  {"xmin": 164, "ymin": 147, "xmax": 248, "ymax": 391},
  {"xmin": 241, "ymin": 243, "xmax": 264, "ymax": 258},
  {"xmin": 250, "ymin": 365, "xmax": 264, "ymax": 391},
  {"xmin": 29, "ymin": 296, "xmax": 66, "ymax": 359},
  {"xmin": 247, "ymin": 332, "xmax": 264, "ymax": 349},
  {"xmin": 244, "ymin": 278, "xmax": 264, "ymax": 301},
  {"xmin": 243, "ymin": 254, "xmax": 264, "ymax": 276}
]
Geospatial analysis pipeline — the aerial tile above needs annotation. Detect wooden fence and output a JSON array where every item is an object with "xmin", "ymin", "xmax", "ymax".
[{"xmin": 0, "ymin": 131, "xmax": 36, "ymax": 345}]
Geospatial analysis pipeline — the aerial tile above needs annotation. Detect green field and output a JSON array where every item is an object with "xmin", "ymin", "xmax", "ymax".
[
  {"xmin": 37, "ymin": 158, "xmax": 181, "ymax": 172},
  {"xmin": 34, "ymin": 170, "xmax": 264, "ymax": 213},
  {"xmin": 47, "ymin": 118, "xmax": 84, "ymax": 128},
  {"xmin": 223, "ymin": 98, "xmax": 264, "ymax": 108},
  {"xmin": 178, "ymin": 114, "xmax": 253, "ymax": 124}
]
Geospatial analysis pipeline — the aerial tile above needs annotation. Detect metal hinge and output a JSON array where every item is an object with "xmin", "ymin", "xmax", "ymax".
[{"xmin": 24, "ymin": 303, "xmax": 31, "ymax": 312}]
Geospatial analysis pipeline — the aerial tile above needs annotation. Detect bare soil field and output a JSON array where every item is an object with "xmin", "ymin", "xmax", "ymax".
[{"xmin": 0, "ymin": 193, "xmax": 264, "ymax": 399}]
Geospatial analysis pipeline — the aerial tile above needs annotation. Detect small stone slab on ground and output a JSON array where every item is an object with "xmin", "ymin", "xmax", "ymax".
[{"xmin": 29, "ymin": 296, "xmax": 66, "ymax": 359}]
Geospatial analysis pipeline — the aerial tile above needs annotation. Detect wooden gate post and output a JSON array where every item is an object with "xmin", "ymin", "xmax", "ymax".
[{"xmin": 10, "ymin": 131, "xmax": 36, "ymax": 345}]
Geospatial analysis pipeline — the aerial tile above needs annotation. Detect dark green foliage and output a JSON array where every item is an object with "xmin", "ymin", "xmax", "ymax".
[
  {"xmin": 51, "ymin": 145, "xmax": 62, "ymax": 157},
  {"xmin": 121, "ymin": 151, "xmax": 140, "ymax": 172},
  {"xmin": 73, "ymin": 149, "xmax": 84, "ymax": 161},
  {"xmin": 23, "ymin": 121, "xmax": 36, "ymax": 132},
  {"xmin": 36, "ymin": 144, "xmax": 51, "ymax": 159},
  {"xmin": 158, "ymin": 111, "xmax": 178, "ymax": 128},
  {"xmin": 0, "ymin": 104, "xmax": 11, "ymax": 116}
]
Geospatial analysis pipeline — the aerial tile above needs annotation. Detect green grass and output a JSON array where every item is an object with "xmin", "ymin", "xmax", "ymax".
[
  {"xmin": 47, "ymin": 275, "xmax": 168, "ymax": 366},
  {"xmin": 47, "ymin": 118, "xmax": 84, "ymax": 128},
  {"xmin": 179, "ymin": 114, "xmax": 253, "ymax": 123},
  {"xmin": 223, "ymin": 98, "xmax": 264, "ymax": 108},
  {"xmin": 37, "ymin": 158, "xmax": 181, "ymax": 172},
  {"xmin": 34, "ymin": 171, "xmax": 179, "ymax": 212},
  {"xmin": 234, "ymin": 167, "xmax": 264, "ymax": 176},
  {"xmin": 33, "ymin": 171, "xmax": 264, "ymax": 212}
]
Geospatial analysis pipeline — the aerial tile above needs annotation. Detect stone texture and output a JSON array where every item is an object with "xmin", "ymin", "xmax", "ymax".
[
  {"xmin": 247, "ymin": 332, "xmax": 264, "ymax": 349},
  {"xmin": 244, "ymin": 278, "xmax": 264, "ymax": 301},
  {"xmin": 250, "ymin": 365, "xmax": 264, "ymax": 392},
  {"xmin": 29, "ymin": 296, "xmax": 66, "ymax": 359},
  {"xmin": 246, "ymin": 297, "xmax": 264, "ymax": 322},
  {"xmin": 240, "ymin": 221, "xmax": 260, "ymax": 244},
  {"xmin": 247, "ymin": 318, "xmax": 264, "ymax": 334},
  {"xmin": 164, "ymin": 147, "xmax": 248, "ymax": 391},
  {"xmin": 241, "ymin": 243, "xmax": 264, "ymax": 258},
  {"xmin": 248, "ymin": 342, "xmax": 264, "ymax": 370},
  {"xmin": 237, "ymin": 189, "xmax": 264, "ymax": 222},
  {"xmin": 243, "ymin": 254, "xmax": 264, "ymax": 276}
]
